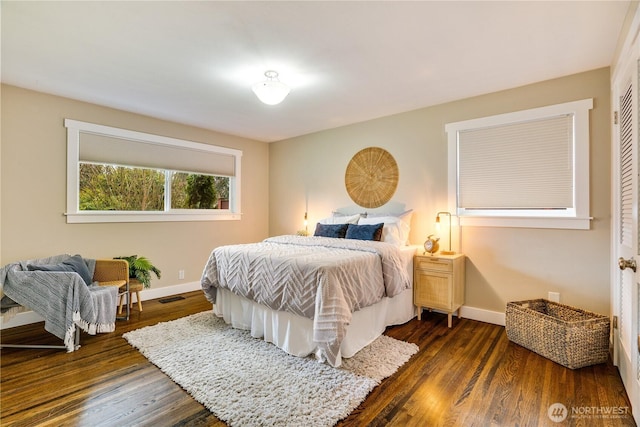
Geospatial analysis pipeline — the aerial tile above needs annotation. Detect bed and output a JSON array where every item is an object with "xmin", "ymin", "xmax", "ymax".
[{"xmin": 200, "ymin": 212, "xmax": 416, "ymax": 367}]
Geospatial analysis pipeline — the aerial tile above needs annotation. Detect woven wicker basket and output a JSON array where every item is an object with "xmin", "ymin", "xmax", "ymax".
[{"xmin": 505, "ymin": 299, "xmax": 610, "ymax": 369}]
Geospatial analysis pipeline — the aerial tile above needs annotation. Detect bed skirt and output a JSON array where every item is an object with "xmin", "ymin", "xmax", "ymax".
[{"xmin": 214, "ymin": 286, "xmax": 415, "ymax": 365}]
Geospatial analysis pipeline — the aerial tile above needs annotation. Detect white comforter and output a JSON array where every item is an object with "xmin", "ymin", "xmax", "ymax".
[{"xmin": 201, "ymin": 235, "xmax": 411, "ymax": 366}]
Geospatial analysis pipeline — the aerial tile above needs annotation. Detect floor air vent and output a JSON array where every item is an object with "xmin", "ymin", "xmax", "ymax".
[{"xmin": 159, "ymin": 296, "xmax": 186, "ymax": 304}]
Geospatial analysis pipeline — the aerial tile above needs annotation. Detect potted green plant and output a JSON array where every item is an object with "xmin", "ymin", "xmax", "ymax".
[{"xmin": 114, "ymin": 255, "xmax": 161, "ymax": 288}]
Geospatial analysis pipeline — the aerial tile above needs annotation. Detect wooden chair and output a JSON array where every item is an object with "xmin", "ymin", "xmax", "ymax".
[
  {"xmin": 94, "ymin": 259, "xmax": 130, "ymax": 320},
  {"xmin": 1, "ymin": 258, "xmax": 131, "ymax": 351}
]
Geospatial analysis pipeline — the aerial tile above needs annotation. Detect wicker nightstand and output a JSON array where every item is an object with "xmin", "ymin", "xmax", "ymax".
[{"xmin": 413, "ymin": 253, "xmax": 466, "ymax": 328}]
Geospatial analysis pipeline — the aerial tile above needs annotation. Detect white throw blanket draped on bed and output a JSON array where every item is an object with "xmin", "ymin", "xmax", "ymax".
[
  {"xmin": 0, "ymin": 254, "xmax": 118, "ymax": 351},
  {"xmin": 201, "ymin": 235, "xmax": 411, "ymax": 366}
]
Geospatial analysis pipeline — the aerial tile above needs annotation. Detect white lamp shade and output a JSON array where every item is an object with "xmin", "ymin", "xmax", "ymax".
[{"xmin": 252, "ymin": 80, "xmax": 290, "ymax": 105}]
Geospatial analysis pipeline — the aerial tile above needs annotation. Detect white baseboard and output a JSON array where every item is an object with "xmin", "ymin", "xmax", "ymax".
[
  {"xmin": 0, "ymin": 310, "xmax": 44, "ymax": 329},
  {"xmin": 0, "ymin": 281, "xmax": 203, "ymax": 330},
  {"xmin": 425, "ymin": 305, "xmax": 505, "ymax": 326},
  {"xmin": 2, "ymin": 284, "xmax": 506, "ymax": 330},
  {"xmin": 459, "ymin": 305, "xmax": 506, "ymax": 326},
  {"xmin": 135, "ymin": 280, "xmax": 201, "ymax": 301}
]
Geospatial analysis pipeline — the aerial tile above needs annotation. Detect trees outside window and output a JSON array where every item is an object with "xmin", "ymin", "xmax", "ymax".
[{"xmin": 80, "ymin": 163, "xmax": 229, "ymax": 212}]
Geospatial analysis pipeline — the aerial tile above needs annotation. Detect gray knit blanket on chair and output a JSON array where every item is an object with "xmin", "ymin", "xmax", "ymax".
[{"xmin": 0, "ymin": 254, "xmax": 118, "ymax": 351}]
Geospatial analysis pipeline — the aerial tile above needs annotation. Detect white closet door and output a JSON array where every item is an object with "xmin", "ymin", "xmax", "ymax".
[{"xmin": 612, "ymin": 20, "xmax": 640, "ymax": 422}]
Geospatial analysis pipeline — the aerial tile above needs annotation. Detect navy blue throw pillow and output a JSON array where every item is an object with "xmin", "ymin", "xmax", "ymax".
[
  {"xmin": 314, "ymin": 223, "xmax": 349, "ymax": 238},
  {"xmin": 27, "ymin": 254, "xmax": 93, "ymax": 285},
  {"xmin": 345, "ymin": 223, "xmax": 384, "ymax": 241}
]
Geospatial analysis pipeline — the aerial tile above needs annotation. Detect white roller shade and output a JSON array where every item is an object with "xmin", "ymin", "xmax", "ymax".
[
  {"xmin": 79, "ymin": 132, "xmax": 235, "ymax": 176},
  {"xmin": 458, "ymin": 114, "xmax": 573, "ymax": 209}
]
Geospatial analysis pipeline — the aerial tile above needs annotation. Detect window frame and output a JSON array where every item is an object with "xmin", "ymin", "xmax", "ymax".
[
  {"xmin": 65, "ymin": 119, "xmax": 242, "ymax": 223},
  {"xmin": 445, "ymin": 99, "xmax": 593, "ymax": 230}
]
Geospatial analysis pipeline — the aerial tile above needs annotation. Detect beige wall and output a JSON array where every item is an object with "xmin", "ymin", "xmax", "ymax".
[
  {"xmin": 1, "ymin": 84, "xmax": 270, "ymax": 288},
  {"xmin": 269, "ymin": 67, "xmax": 612, "ymax": 316},
  {"xmin": 1, "ymin": 66, "xmax": 613, "ymax": 316}
]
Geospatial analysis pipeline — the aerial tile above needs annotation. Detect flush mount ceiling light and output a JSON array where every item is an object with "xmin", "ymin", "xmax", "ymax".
[{"xmin": 251, "ymin": 70, "xmax": 290, "ymax": 105}]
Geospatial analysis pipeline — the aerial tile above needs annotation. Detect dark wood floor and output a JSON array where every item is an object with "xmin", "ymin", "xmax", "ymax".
[{"xmin": 1, "ymin": 291, "xmax": 635, "ymax": 427}]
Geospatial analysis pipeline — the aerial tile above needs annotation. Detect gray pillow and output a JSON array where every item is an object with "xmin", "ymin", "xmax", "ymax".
[{"xmin": 27, "ymin": 254, "xmax": 93, "ymax": 285}]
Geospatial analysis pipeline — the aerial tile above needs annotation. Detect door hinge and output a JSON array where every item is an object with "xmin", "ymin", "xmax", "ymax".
[
  {"xmin": 614, "ymin": 111, "xmax": 619, "ymax": 125},
  {"xmin": 613, "ymin": 315, "xmax": 618, "ymax": 329}
]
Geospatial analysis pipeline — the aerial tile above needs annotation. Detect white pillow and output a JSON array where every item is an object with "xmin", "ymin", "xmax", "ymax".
[
  {"xmin": 359, "ymin": 210, "xmax": 412, "ymax": 246},
  {"xmin": 365, "ymin": 209, "xmax": 413, "ymax": 222},
  {"xmin": 318, "ymin": 213, "xmax": 361, "ymax": 225}
]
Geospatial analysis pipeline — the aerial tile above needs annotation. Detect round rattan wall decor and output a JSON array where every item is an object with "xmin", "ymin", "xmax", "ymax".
[{"xmin": 345, "ymin": 147, "xmax": 399, "ymax": 209}]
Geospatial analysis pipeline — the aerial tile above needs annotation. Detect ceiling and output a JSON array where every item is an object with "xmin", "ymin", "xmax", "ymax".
[{"xmin": 1, "ymin": 1, "xmax": 631, "ymax": 143}]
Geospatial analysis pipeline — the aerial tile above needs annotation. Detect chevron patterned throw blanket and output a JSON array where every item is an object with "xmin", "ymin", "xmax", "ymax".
[
  {"xmin": 0, "ymin": 254, "xmax": 118, "ymax": 351},
  {"xmin": 201, "ymin": 235, "xmax": 411, "ymax": 366}
]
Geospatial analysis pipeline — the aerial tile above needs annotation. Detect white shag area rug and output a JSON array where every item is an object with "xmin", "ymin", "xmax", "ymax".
[{"xmin": 123, "ymin": 311, "xmax": 418, "ymax": 427}]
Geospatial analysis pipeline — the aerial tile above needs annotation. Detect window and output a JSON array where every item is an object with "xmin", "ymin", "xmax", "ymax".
[
  {"xmin": 445, "ymin": 99, "xmax": 592, "ymax": 229},
  {"xmin": 65, "ymin": 119, "xmax": 242, "ymax": 223}
]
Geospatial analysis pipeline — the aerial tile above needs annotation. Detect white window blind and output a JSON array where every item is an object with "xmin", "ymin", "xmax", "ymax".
[
  {"xmin": 446, "ymin": 98, "xmax": 592, "ymax": 229},
  {"xmin": 458, "ymin": 114, "xmax": 573, "ymax": 209},
  {"xmin": 79, "ymin": 132, "xmax": 236, "ymax": 176}
]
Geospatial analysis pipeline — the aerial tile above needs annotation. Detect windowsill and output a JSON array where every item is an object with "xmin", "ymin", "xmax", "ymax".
[
  {"xmin": 65, "ymin": 211, "xmax": 242, "ymax": 224},
  {"xmin": 458, "ymin": 216, "xmax": 592, "ymax": 230}
]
